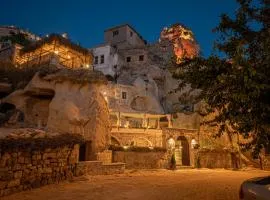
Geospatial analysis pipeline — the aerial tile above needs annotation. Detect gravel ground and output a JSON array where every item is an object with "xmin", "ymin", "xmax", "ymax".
[{"xmin": 3, "ymin": 169, "xmax": 270, "ymax": 200}]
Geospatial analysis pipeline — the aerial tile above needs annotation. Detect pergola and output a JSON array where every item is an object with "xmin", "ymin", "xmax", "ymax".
[
  {"xmin": 15, "ymin": 34, "xmax": 92, "ymax": 69},
  {"xmin": 110, "ymin": 111, "xmax": 169, "ymax": 129}
]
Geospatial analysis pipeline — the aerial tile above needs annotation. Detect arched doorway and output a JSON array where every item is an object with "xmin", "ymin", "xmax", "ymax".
[
  {"xmin": 111, "ymin": 136, "xmax": 121, "ymax": 146},
  {"xmin": 175, "ymin": 136, "xmax": 190, "ymax": 166},
  {"xmin": 79, "ymin": 141, "xmax": 92, "ymax": 161}
]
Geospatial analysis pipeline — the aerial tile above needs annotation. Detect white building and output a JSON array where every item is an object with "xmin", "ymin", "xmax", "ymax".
[
  {"xmin": 90, "ymin": 44, "xmax": 119, "ymax": 77},
  {"xmin": 90, "ymin": 24, "xmax": 146, "ymax": 77}
]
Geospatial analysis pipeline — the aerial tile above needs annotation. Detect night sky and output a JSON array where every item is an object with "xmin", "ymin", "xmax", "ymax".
[{"xmin": 1, "ymin": 0, "xmax": 238, "ymax": 57}]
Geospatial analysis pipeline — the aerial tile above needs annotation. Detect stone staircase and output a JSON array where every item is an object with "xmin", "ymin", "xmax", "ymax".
[
  {"xmin": 174, "ymin": 149, "xmax": 193, "ymax": 169},
  {"xmin": 175, "ymin": 149, "xmax": 182, "ymax": 166}
]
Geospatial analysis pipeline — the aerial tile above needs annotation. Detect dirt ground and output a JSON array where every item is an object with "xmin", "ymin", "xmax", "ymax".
[{"xmin": 3, "ymin": 169, "xmax": 270, "ymax": 200}]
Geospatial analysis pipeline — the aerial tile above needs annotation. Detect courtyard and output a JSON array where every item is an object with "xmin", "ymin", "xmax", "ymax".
[{"xmin": 2, "ymin": 169, "xmax": 269, "ymax": 200}]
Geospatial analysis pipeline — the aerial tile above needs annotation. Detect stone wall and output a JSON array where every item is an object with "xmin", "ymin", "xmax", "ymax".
[
  {"xmin": 75, "ymin": 161, "xmax": 125, "ymax": 176},
  {"xmin": 0, "ymin": 145, "xmax": 79, "ymax": 197},
  {"xmin": 195, "ymin": 149, "xmax": 240, "ymax": 169},
  {"xmin": 96, "ymin": 150, "xmax": 112, "ymax": 164},
  {"xmin": 112, "ymin": 151, "xmax": 169, "ymax": 169}
]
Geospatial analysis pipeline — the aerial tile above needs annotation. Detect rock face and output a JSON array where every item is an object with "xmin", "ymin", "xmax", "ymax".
[
  {"xmin": 160, "ymin": 23, "xmax": 200, "ymax": 63},
  {"xmin": 2, "ymin": 69, "xmax": 111, "ymax": 159}
]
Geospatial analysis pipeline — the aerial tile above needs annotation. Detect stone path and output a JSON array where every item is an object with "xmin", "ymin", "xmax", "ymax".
[{"xmin": 3, "ymin": 169, "xmax": 270, "ymax": 200}]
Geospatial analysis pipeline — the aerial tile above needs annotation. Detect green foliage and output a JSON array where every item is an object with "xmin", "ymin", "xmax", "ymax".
[
  {"xmin": 0, "ymin": 61, "xmax": 41, "ymax": 90},
  {"xmin": 39, "ymin": 67, "xmax": 107, "ymax": 85},
  {"xmin": 0, "ymin": 32, "xmax": 31, "ymax": 46},
  {"xmin": 195, "ymin": 155, "xmax": 201, "ymax": 168},
  {"xmin": 0, "ymin": 133, "xmax": 84, "ymax": 153},
  {"xmin": 173, "ymin": 0, "xmax": 270, "ymax": 157},
  {"xmin": 170, "ymin": 153, "xmax": 176, "ymax": 169},
  {"xmin": 0, "ymin": 62, "xmax": 107, "ymax": 93},
  {"xmin": 108, "ymin": 145, "xmax": 167, "ymax": 152}
]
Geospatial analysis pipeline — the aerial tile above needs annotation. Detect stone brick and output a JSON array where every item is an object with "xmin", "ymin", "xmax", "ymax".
[
  {"xmin": 14, "ymin": 171, "xmax": 23, "ymax": 179},
  {"xmin": 0, "ymin": 181, "xmax": 7, "ymax": 190},
  {"xmin": 18, "ymin": 157, "xmax": 25, "ymax": 164},
  {"xmin": 7, "ymin": 179, "xmax": 20, "ymax": 188}
]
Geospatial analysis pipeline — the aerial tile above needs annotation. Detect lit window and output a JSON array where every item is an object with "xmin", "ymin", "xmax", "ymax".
[
  {"xmin": 126, "ymin": 57, "xmax": 131, "ymax": 62},
  {"xmin": 122, "ymin": 92, "xmax": 127, "ymax": 99},
  {"xmin": 113, "ymin": 30, "xmax": 119, "ymax": 37},
  {"xmin": 94, "ymin": 56, "xmax": 98, "ymax": 64},
  {"xmin": 139, "ymin": 55, "xmax": 144, "ymax": 61},
  {"xmin": 100, "ymin": 55, "xmax": 104, "ymax": 64}
]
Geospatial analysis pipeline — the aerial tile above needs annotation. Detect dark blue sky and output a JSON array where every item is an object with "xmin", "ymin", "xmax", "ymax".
[{"xmin": 1, "ymin": 0, "xmax": 238, "ymax": 56}]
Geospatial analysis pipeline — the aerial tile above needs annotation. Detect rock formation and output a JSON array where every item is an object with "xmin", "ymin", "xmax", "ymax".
[{"xmin": 1, "ymin": 66, "xmax": 111, "ymax": 159}]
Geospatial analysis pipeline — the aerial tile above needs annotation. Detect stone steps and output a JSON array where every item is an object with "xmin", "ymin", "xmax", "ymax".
[
  {"xmin": 175, "ymin": 149, "xmax": 182, "ymax": 165},
  {"xmin": 176, "ymin": 165, "xmax": 193, "ymax": 169}
]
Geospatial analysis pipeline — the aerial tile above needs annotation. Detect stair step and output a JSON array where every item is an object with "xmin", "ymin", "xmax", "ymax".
[{"xmin": 176, "ymin": 165, "xmax": 193, "ymax": 169}]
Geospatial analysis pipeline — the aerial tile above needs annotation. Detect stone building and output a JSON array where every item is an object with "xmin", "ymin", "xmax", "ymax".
[{"xmin": 90, "ymin": 24, "xmax": 201, "ymax": 167}]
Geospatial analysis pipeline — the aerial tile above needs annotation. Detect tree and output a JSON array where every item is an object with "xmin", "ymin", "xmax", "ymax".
[
  {"xmin": 174, "ymin": 0, "xmax": 270, "ymax": 157},
  {"xmin": 0, "ymin": 31, "xmax": 31, "ymax": 46}
]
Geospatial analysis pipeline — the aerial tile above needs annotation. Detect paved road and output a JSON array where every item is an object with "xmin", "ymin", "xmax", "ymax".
[{"xmin": 3, "ymin": 169, "xmax": 270, "ymax": 200}]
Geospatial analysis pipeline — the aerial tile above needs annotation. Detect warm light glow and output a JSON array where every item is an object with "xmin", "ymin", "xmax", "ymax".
[
  {"xmin": 67, "ymin": 55, "xmax": 71, "ymax": 59},
  {"xmin": 85, "ymin": 64, "xmax": 89, "ymax": 68},
  {"xmin": 160, "ymin": 24, "xmax": 199, "ymax": 63},
  {"xmin": 54, "ymin": 50, "xmax": 59, "ymax": 54},
  {"xmin": 123, "ymin": 146, "xmax": 129, "ymax": 150},
  {"xmin": 191, "ymin": 139, "xmax": 198, "ymax": 149},
  {"xmin": 124, "ymin": 121, "xmax": 130, "ymax": 128}
]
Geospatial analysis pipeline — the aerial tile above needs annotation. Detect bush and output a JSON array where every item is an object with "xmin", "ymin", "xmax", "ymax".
[
  {"xmin": 108, "ymin": 145, "xmax": 167, "ymax": 152},
  {"xmin": 0, "ymin": 133, "xmax": 84, "ymax": 153},
  {"xmin": 170, "ymin": 153, "xmax": 176, "ymax": 170}
]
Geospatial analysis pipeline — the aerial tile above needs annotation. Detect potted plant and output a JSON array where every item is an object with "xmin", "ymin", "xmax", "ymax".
[{"xmin": 170, "ymin": 153, "xmax": 176, "ymax": 170}]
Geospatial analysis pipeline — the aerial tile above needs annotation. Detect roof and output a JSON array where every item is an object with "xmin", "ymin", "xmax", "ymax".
[
  {"xmin": 20, "ymin": 34, "xmax": 90, "ymax": 55},
  {"xmin": 104, "ymin": 24, "xmax": 147, "ymax": 44}
]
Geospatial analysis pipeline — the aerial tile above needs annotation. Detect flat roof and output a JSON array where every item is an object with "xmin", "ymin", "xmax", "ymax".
[{"xmin": 104, "ymin": 24, "xmax": 146, "ymax": 44}]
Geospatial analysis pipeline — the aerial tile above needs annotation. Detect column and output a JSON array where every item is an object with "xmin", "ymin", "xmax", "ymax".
[{"xmin": 166, "ymin": 114, "xmax": 172, "ymax": 128}]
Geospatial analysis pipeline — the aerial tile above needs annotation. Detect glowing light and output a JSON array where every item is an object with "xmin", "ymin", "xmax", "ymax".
[
  {"xmin": 54, "ymin": 50, "xmax": 59, "ymax": 54},
  {"xmin": 160, "ymin": 23, "xmax": 199, "ymax": 63},
  {"xmin": 191, "ymin": 139, "xmax": 198, "ymax": 149},
  {"xmin": 124, "ymin": 121, "xmax": 130, "ymax": 128},
  {"xmin": 67, "ymin": 55, "xmax": 71, "ymax": 59},
  {"xmin": 123, "ymin": 146, "xmax": 129, "ymax": 150},
  {"xmin": 85, "ymin": 64, "xmax": 89, "ymax": 68}
]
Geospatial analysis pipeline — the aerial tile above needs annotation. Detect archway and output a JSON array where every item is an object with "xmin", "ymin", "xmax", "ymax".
[
  {"xmin": 175, "ymin": 136, "xmax": 190, "ymax": 166},
  {"xmin": 79, "ymin": 141, "xmax": 92, "ymax": 161},
  {"xmin": 130, "ymin": 137, "xmax": 153, "ymax": 147},
  {"xmin": 111, "ymin": 136, "xmax": 121, "ymax": 146}
]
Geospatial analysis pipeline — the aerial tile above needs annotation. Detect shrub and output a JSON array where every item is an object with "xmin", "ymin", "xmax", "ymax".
[
  {"xmin": 108, "ymin": 145, "xmax": 167, "ymax": 152},
  {"xmin": 0, "ymin": 133, "xmax": 84, "ymax": 153},
  {"xmin": 170, "ymin": 153, "xmax": 176, "ymax": 170}
]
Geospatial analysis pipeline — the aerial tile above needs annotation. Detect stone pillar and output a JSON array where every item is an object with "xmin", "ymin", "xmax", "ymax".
[
  {"xmin": 157, "ymin": 118, "xmax": 160, "ymax": 129},
  {"xmin": 116, "ymin": 112, "xmax": 120, "ymax": 129},
  {"xmin": 142, "ymin": 115, "xmax": 147, "ymax": 128},
  {"xmin": 166, "ymin": 114, "xmax": 172, "ymax": 128}
]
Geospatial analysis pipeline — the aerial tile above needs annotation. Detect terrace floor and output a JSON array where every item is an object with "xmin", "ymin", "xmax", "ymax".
[{"xmin": 3, "ymin": 169, "xmax": 270, "ymax": 200}]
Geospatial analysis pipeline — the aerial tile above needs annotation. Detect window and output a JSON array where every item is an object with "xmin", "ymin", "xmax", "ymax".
[
  {"xmin": 113, "ymin": 30, "xmax": 119, "ymax": 37},
  {"xmin": 130, "ymin": 31, "xmax": 133, "ymax": 37},
  {"xmin": 122, "ymin": 92, "xmax": 127, "ymax": 99},
  {"xmin": 100, "ymin": 55, "xmax": 104, "ymax": 64},
  {"xmin": 139, "ymin": 55, "xmax": 144, "ymax": 61},
  {"xmin": 126, "ymin": 57, "xmax": 131, "ymax": 62},
  {"xmin": 94, "ymin": 56, "xmax": 98, "ymax": 65}
]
